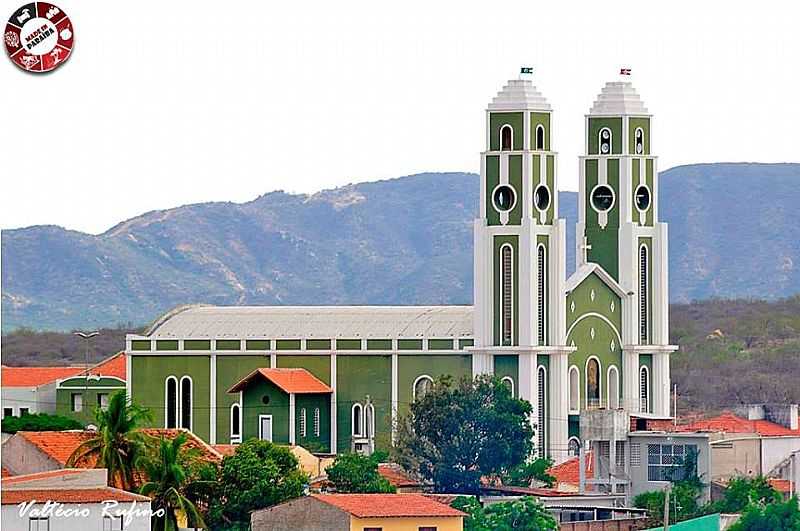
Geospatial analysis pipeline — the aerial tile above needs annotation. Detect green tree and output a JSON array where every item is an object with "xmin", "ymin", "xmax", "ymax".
[
  {"xmin": 206, "ymin": 439, "xmax": 308, "ymax": 530},
  {"xmin": 140, "ymin": 434, "xmax": 210, "ymax": 531},
  {"xmin": 709, "ymin": 476, "xmax": 781, "ymax": 514},
  {"xmin": 1, "ymin": 412, "xmax": 82, "ymax": 433},
  {"xmin": 730, "ymin": 496, "xmax": 800, "ymax": 531},
  {"xmin": 503, "ymin": 457, "xmax": 556, "ymax": 488},
  {"xmin": 452, "ymin": 495, "xmax": 558, "ymax": 531},
  {"xmin": 326, "ymin": 452, "xmax": 396, "ymax": 493},
  {"xmin": 394, "ymin": 375, "xmax": 534, "ymax": 493},
  {"xmin": 65, "ymin": 391, "xmax": 152, "ymax": 490}
]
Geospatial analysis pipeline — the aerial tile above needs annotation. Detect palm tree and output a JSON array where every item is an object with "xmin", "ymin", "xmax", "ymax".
[
  {"xmin": 66, "ymin": 390, "xmax": 152, "ymax": 490},
  {"xmin": 140, "ymin": 433, "xmax": 209, "ymax": 531}
]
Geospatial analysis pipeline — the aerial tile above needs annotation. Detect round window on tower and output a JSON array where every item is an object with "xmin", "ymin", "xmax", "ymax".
[
  {"xmin": 492, "ymin": 185, "xmax": 516, "ymax": 212},
  {"xmin": 591, "ymin": 184, "xmax": 615, "ymax": 213},
  {"xmin": 635, "ymin": 128, "xmax": 644, "ymax": 154},
  {"xmin": 534, "ymin": 184, "xmax": 551, "ymax": 212},
  {"xmin": 600, "ymin": 128, "xmax": 612, "ymax": 154},
  {"xmin": 635, "ymin": 184, "xmax": 651, "ymax": 212}
]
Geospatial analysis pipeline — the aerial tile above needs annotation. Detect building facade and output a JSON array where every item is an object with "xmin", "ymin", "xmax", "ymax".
[{"xmin": 126, "ymin": 75, "xmax": 675, "ymax": 463}]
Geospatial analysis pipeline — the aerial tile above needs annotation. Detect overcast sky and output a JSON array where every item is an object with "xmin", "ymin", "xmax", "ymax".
[{"xmin": 2, "ymin": 0, "xmax": 798, "ymax": 234}]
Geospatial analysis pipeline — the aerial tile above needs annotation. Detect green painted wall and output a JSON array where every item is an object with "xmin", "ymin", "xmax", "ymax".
[
  {"xmin": 367, "ymin": 339, "xmax": 392, "ymax": 350},
  {"xmin": 632, "ymin": 158, "xmax": 655, "ymax": 226},
  {"xmin": 185, "ymin": 340, "xmax": 211, "ymax": 350},
  {"xmin": 530, "ymin": 112, "xmax": 551, "ymax": 150},
  {"xmin": 493, "ymin": 355, "xmax": 519, "ymax": 396},
  {"xmin": 295, "ymin": 394, "xmax": 331, "ymax": 452},
  {"xmin": 336, "ymin": 355, "xmax": 392, "ymax": 451},
  {"xmin": 216, "ymin": 340, "xmax": 241, "ymax": 351},
  {"xmin": 307, "ymin": 339, "xmax": 331, "ymax": 350},
  {"xmin": 493, "ymin": 235, "xmax": 520, "ymax": 346},
  {"xmin": 276, "ymin": 340, "xmax": 301, "ymax": 350},
  {"xmin": 131, "ymin": 355, "xmax": 211, "ymax": 440},
  {"xmin": 398, "ymin": 339, "xmax": 423, "ymax": 350},
  {"xmin": 588, "ymin": 117, "xmax": 623, "ymax": 155},
  {"xmin": 276, "ymin": 355, "xmax": 331, "ymax": 384},
  {"xmin": 428, "ymin": 339, "xmax": 453, "ymax": 350},
  {"xmin": 486, "ymin": 155, "xmax": 500, "ymax": 226},
  {"xmin": 628, "ymin": 117, "xmax": 650, "ymax": 155},
  {"xmin": 532, "ymin": 153, "xmax": 555, "ymax": 224},
  {"xmin": 640, "ymin": 354, "xmax": 653, "ymax": 412},
  {"xmin": 585, "ymin": 158, "xmax": 621, "ymax": 279},
  {"xmin": 217, "ymin": 354, "xmax": 270, "ymax": 444},
  {"xmin": 56, "ymin": 378, "xmax": 125, "ymax": 424},
  {"xmin": 156, "ymin": 340, "xmax": 178, "ymax": 351},
  {"xmin": 246, "ymin": 340, "xmax": 270, "ymax": 350},
  {"xmin": 508, "ymin": 155, "xmax": 523, "ymax": 225},
  {"xmin": 489, "ymin": 112, "xmax": 523, "ymax": 151},
  {"xmin": 397, "ymin": 354, "xmax": 471, "ymax": 417},
  {"xmin": 241, "ymin": 378, "xmax": 289, "ymax": 442}
]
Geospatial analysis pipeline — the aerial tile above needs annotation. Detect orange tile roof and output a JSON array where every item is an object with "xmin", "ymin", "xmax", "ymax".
[
  {"xmin": 1, "ymin": 487, "xmax": 149, "ymax": 504},
  {"xmin": 228, "ymin": 368, "xmax": 332, "ymax": 394},
  {"xmin": 548, "ymin": 452, "xmax": 594, "ymax": 488},
  {"xmin": 377, "ymin": 463, "xmax": 422, "ymax": 488},
  {"xmin": 313, "ymin": 493, "xmax": 465, "ymax": 518},
  {"xmin": 1, "ymin": 469, "xmax": 84, "ymax": 485},
  {"xmin": 1, "ymin": 467, "xmax": 13, "ymax": 478},
  {"xmin": 677, "ymin": 412, "xmax": 800, "ymax": 437},
  {"xmin": 85, "ymin": 352, "xmax": 127, "ymax": 380},
  {"xmin": 769, "ymin": 478, "xmax": 793, "ymax": 494},
  {"xmin": 18, "ymin": 428, "xmax": 222, "ymax": 467},
  {"xmin": 2, "ymin": 366, "xmax": 84, "ymax": 387},
  {"xmin": 212, "ymin": 444, "xmax": 237, "ymax": 457}
]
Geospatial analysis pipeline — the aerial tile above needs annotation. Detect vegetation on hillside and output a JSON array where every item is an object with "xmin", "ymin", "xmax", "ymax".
[{"xmin": 1, "ymin": 326, "xmax": 138, "ymax": 366}]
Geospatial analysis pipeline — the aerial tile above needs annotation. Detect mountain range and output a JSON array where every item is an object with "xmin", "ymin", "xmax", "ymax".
[{"xmin": 2, "ymin": 163, "xmax": 798, "ymax": 333}]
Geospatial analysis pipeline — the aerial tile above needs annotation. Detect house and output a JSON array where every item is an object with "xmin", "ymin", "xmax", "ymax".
[
  {"xmin": 250, "ymin": 493, "xmax": 465, "ymax": 531},
  {"xmin": 547, "ymin": 451, "xmax": 594, "ymax": 492},
  {"xmin": 2, "ymin": 365, "xmax": 84, "ymax": 417},
  {"xmin": 1, "ymin": 468, "xmax": 151, "ymax": 531},
  {"xmin": 1, "ymin": 428, "xmax": 223, "ymax": 477},
  {"xmin": 377, "ymin": 463, "xmax": 424, "ymax": 493}
]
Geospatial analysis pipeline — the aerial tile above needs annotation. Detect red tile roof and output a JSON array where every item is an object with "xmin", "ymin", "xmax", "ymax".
[
  {"xmin": 548, "ymin": 452, "xmax": 594, "ymax": 488},
  {"xmin": 17, "ymin": 428, "xmax": 223, "ymax": 467},
  {"xmin": 85, "ymin": 352, "xmax": 127, "ymax": 380},
  {"xmin": 1, "ymin": 467, "xmax": 13, "ymax": 478},
  {"xmin": 377, "ymin": 463, "xmax": 422, "ymax": 488},
  {"xmin": 212, "ymin": 444, "xmax": 237, "ymax": 457},
  {"xmin": 1, "ymin": 469, "xmax": 84, "ymax": 485},
  {"xmin": 1, "ymin": 487, "xmax": 149, "ymax": 504},
  {"xmin": 313, "ymin": 493, "xmax": 465, "ymax": 518},
  {"xmin": 228, "ymin": 368, "xmax": 332, "ymax": 394},
  {"xmin": 676, "ymin": 412, "xmax": 800, "ymax": 437},
  {"xmin": 2, "ymin": 366, "xmax": 84, "ymax": 387},
  {"xmin": 769, "ymin": 478, "xmax": 793, "ymax": 494}
]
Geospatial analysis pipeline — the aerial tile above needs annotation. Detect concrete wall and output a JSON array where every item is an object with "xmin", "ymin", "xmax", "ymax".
[
  {"xmin": 251, "ymin": 497, "xmax": 350, "ymax": 531},
  {"xmin": 762, "ymin": 437, "xmax": 800, "ymax": 475},
  {"xmin": 1, "ymin": 434, "xmax": 61, "ymax": 476},
  {"xmin": 627, "ymin": 433, "xmax": 711, "ymax": 502},
  {"xmin": 560, "ymin": 519, "xmax": 645, "ymax": 531},
  {"xmin": 709, "ymin": 436, "xmax": 762, "ymax": 480},
  {"xmin": 2, "ymin": 387, "xmax": 42, "ymax": 416},
  {"xmin": 1, "ymin": 502, "xmax": 151, "ymax": 531}
]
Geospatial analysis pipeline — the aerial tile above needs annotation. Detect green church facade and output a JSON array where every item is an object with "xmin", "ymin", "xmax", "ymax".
[{"xmin": 127, "ymin": 74, "xmax": 676, "ymax": 464}]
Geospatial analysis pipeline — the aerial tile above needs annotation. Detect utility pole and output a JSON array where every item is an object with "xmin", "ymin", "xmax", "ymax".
[
  {"xmin": 663, "ymin": 483, "xmax": 671, "ymax": 531},
  {"xmin": 73, "ymin": 331, "xmax": 99, "ymax": 421},
  {"xmin": 673, "ymin": 384, "xmax": 678, "ymax": 426}
]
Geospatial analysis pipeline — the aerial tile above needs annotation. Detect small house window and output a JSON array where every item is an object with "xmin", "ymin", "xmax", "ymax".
[
  {"xmin": 103, "ymin": 515, "xmax": 123, "ymax": 531},
  {"xmin": 314, "ymin": 408, "xmax": 320, "ymax": 437},
  {"xmin": 500, "ymin": 124, "xmax": 513, "ymax": 150},
  {"xmin": 97, "ymin": 393, "xmax": 109, "ymax": 410},
  {"xmin": 28, "ymin": 517, "xmax": 50, "ymax": 531},
  {"xmin": 3, "ymin": 408, "xmax": 12, "ymax": 418},
  {"xmin": 352, "ymin": 403, "xmax": 364, "ymax": 437},
  {"xmin": 536, "ymin": 124, "xmax": 545, "ymax": 150},
  {"xmin": 71, "ymin": 393, "xmax": 83, "ymax": 413}
]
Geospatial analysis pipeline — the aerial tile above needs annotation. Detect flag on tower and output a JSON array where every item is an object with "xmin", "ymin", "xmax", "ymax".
[
  {"xmin": 620, "ymin": 68, "xmax": 632, "ymax": 75},
  {"xmin": 520, "ymin": 67, "xmax": 534, "ymax": 74}
]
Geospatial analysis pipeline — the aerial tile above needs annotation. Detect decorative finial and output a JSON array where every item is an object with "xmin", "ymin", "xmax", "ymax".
[{"xmin": 619, "ymin": 68, "xmax": 632, "ymax": 76}]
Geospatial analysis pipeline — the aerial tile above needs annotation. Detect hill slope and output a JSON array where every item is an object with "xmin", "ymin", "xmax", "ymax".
[{"xmin": 2, "ymin": 163, "xmax": 799, "ymax": 332}]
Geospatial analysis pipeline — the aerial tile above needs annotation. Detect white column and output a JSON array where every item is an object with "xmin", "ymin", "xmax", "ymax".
[
  {"xmin": 549, "ymin": 351, "xmax": 570, "ymax": 464},
  {"xmin": 622, "ymin": 349, "xmax": 640, "ymax": 413},
  {"xmin": 289, "ymin": 393, "xmax": 296, "ymax": 446},
  {"xmin": 653, "ymin": 352, "xmax": 671, "ymax": 416},
  {"xmin": 210, "ymin": 354, "xmax": 217, "ymax": 444},
  {"xmin": 518, "ymin": 352, "xmax": 538, "ymax": 440},
  {"xmin": 391, "ymin": 352, "xmax": 398, "ymax": 445},
  {"xmin": 330, "ymin": 353, "xmax": 337, "ymax": 454}
]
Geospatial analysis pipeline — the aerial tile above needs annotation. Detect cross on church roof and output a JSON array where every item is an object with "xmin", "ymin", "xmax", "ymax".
[{"xmin": 580, "ymin": 236, "xmax": 592, "ymax": 264}]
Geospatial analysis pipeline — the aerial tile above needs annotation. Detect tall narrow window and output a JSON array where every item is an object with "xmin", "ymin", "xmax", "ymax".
[
  {"xmin": 500, "ymin": 124, "xmax": 513, "ymax": 150},
  {"xmin": 299, "ymin": 408, "xmax": 307, "ymax": 438},
  {"xmin": 352, "ymin": 403, "xmax": 363, "ymax": 437},
  {"xmin": 230, "ymin": 403, "xmax": 241, "ymax": 442},
  {"xmin": 165, "ymin": 376, "xmax": 178, "ymax": 429},
  {"xmin": 501, "ymin": 376, "xmax": 515, "ymax": 397},
  {"xmin": 501, "ymin": 244, "xmax": 513, "ymax": 346},
  {"xmin": 599, "ymin": 127, "xmax": 612, "ymax": 154},
  {"xmin": 568, "ymin": 437, "xmax": 581, "ymax": 457},
  {"xmin": 608, "ymin": 366, "xmax": 619, "ymax": 409},
  {"xmin": 313, "ymin": 408, "xmax": 320, "ymax": 437},
  {"xmin": 586, "ymin": 358, "xmax": 601, "ymax": 409},
  {"xmin": 365, "ymin": 404, "xmax": 375, "ymax": 439},
  {"xmin": 569, "ymin": 366, "xmax": 580, "ymax": 412},
  {"xmin": 537, "ymin": 244, "xmax": 547, "ymax": 346},
  {"xmin": 180, "ymin": 376, "xmax": 192, "ymax": 430},
  {"xmin": 537, "ymin": 366, "xmax": 547, "ymax": 457},
  {"xmin": 640, "ymin": 245, "xmax": 649, "ymax": 344},
  {"xmin": 71, "ymin": 393, "xmax": 83, "ymax": 413},
  {"xmin": 413, "ymin": 375, "xmax": 434, "ymax": 401},
  {"xmin": 640, "ymin": 367, "xmax": 650, "ymax": 413},
  {"xmin": 536, "ymin": 124, "xmax": 545, "ymax": 150}
]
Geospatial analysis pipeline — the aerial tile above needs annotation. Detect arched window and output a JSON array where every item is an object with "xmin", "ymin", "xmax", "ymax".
[
  {"xmin": 537, "ymin": 244, "xmax": 547, "ymax": 346},
  {"xmin": 501, "ymin": 376, "xmax": 515, "ymax": 398},
  {"xmin": 413, "ymin": 375, "xmax": 434, "ymax": 401},
  {"xmin": 640, "ymin": 245, "xmax": 649, "ymax": 344},
  {"xmin": 299, "ymin": 408, "xmax": 307, "ymax": 438},
  {"xmin": 500, "ymin": 124, "xmax": 513, "ymax": 150},
  {"xmin": 179, "ymin": 376, "xmax": 192, "ymax": 430},
  {"xmin": 536, "ymin": 124, "xmax": 545, "ymax": 150},
  {"xmin": 165, "ymin": 376, "xmax": 178, "ymax": 429},
  {"xmin": 640, "ymin": 366, "xmax": 650, "ymax": 413},
  {"xmin": 501, "ymin": 244, "xmax": 514, "ymax": 346},
  {"xmin": 586, "ymin": 358, "xmax": 601, "ymax": 409},
  {"xmin": 634, "ymin": 127, "xmax": 644, "ymax": 154},
  {"xmin": 313, "ymin": 408, "xmax": 320, "ymax": 437},
  {"xmin": 365, "ymin": 403, "xmax": 375, "ymax": 439},
  {"xmin": 351, "ymin": 403, "xmax": 364, "ymax": 437},
  {"xmin": 607, "ymin": 366, "xmax": 620, "ymax": 409},
  {"xmin": 230, "ymin": 403, "xmax": 241, "ymax": 443},
  {"xmin": 537, "ymin": 366, "xmax": 547, "ymax": 457},
  {"xmin": 568, "ymin": 437, "xmax": 581, "ymax": 457},
  {"xmin": 569, "ymin": 366, "xmax": 580, "ymax": 413},
  {"xmin": 599, "ymin": 127, "xmax": 612, "ymax": 155}
]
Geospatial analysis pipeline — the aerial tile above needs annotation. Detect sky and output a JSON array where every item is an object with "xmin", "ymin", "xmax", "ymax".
[{"xmin": 1, "ymin": 0, "xmax": 799, "ymax": 234}]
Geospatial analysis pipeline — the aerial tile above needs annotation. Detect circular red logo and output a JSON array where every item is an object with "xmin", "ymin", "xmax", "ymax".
[{"xmin": 5, "ymin": 2, "xmax": 73, "ymax": 73}]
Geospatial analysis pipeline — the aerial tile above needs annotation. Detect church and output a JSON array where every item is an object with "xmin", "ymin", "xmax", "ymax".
[{"xmin": 125, "ymin": 74, "xmax": 676, "ymax": 464}]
